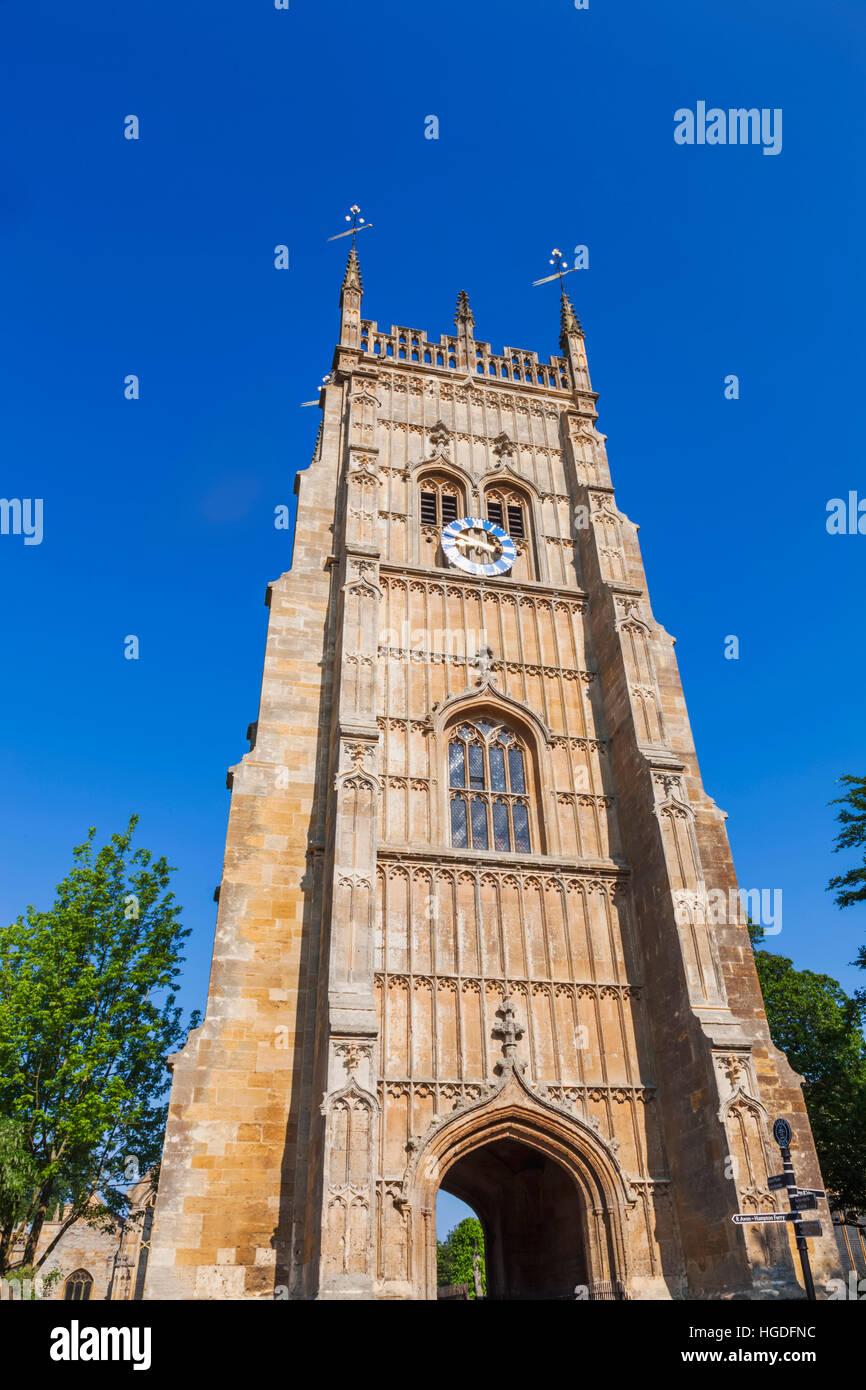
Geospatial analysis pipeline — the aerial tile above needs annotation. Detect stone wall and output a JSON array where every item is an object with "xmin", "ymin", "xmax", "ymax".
[{"xmin": 144, "ymin": 265, "xmax": 840, "ymax": 1300}]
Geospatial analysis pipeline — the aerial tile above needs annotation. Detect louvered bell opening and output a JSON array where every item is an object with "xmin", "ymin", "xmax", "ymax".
[
  {"xmin": 506, "ymin": 505, "xmax": 525, "ymax": 537},
  {"xmin": 420, "ymin": 492, "xmax": 438, "ymax": 525},
  {"xmin": 441, "ymin": 494, "xmax": 459, "ymax": 524},
  {"xmin": 486, "ymin": 501, "xmax": 504, "ymax": 528}
]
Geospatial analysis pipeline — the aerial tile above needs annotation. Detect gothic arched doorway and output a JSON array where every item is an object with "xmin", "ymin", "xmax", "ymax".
[
  {"xmin": 440, "ymin": 1137, "xmax": 588, "ymax": 1299},
  {"xmin": 410, "ymin": 1067, "xmax": 632, "ymax": 1301}
]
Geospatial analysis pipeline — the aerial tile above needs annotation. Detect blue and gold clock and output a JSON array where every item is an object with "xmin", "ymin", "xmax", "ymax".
[{"xmin": 441, "ymin": 516, "xmax": 518, "ymax": 577}]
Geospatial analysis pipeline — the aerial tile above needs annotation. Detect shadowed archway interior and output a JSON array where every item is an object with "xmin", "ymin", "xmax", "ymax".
[{"xmin": 440, "ymin": 1138, "xmax": 588, "ymax": 1300}]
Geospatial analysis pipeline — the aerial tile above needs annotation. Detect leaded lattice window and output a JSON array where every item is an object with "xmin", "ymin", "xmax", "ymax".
[
  {"xmin": 64, "ymin": 1269, "xmax": 93, "ymax": 1301},
  {"xmin": 448, "ymin": 719, "xmax": 531, "ymax": 852}
]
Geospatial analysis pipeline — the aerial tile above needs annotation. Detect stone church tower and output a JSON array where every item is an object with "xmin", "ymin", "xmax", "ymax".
[{"xmin": 145, "ymin": 249, "xmax": 839, "ymax": 1300}]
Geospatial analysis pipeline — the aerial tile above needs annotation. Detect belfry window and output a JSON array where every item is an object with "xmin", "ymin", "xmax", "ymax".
[
  {"xmin": 420, "ymin": 478, "xmax": 462, "ymax": 528},
  {"xmin": 448, "ymin": 719, "xmax": 531, "ymax": 853},
  {"xmin": 485, "ymin": 489, "xmax": 526, "ymax": 539}
]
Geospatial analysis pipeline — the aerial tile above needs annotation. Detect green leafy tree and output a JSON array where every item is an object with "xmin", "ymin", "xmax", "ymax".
[
  {"xmin": 436, "ymin": 1216, "xmax": 486, "ymax": 1297},
  {"xmin": 828, "ymin": 774, "xmax": 866, "ymax": 974},
  {"xmin": 749, "ymin": 923, "xmax": 866, "ymax": 1210},
  {"xmin": 0, "ymin": 818, "xmax": 199, "ymax": 1276},
  {"xmin": 0, "ymin": 1117, "xmax": 37, "ymax": 1241}
]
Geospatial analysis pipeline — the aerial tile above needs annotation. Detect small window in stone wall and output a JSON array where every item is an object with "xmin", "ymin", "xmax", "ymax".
[
  {"xmin": 484, "ymin": 486, "xmax": 533, "ymax": 576},
  {"xmin": 419, "ymin": 478, "xmax": 463, "ymax": 529},
  {"xmin": 448, "ymin": 719, "xmax": 531, "ymax": 853},
  {"xmin": 64, "ymin": 1269, "xmax": 94, "ymax": 1301},
  {"xmin": 485, "ymin": 488, "xmax": 527, "ymax": 540}
]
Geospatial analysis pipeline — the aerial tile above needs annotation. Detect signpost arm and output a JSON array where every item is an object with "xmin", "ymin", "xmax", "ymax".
[{"xmin": 782, "ymin": 1145, "xmax": 816, "ymax": 1302}]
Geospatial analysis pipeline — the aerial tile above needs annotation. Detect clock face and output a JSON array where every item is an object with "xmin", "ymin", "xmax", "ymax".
[{"xmin": 441, "ymin": 516, "xmax": 518, "ymax": 577}]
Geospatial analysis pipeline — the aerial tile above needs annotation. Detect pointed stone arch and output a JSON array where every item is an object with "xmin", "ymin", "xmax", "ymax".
[
  {"xmin": 431, "ymin": 681, "xmax": 554, "ymax": 747},
  {"xmin": 477, "ymin": 467, "xmax": 542, "ymax": 501},
  {"xmin": 349, "ymin": 386, "xmax": 381, "ymax": 410},
  {"xmin": 403, "ymin": 1064, "xmax": 634, "ymax": 1299},
  {"xmin": 720, "ymin": 1085, "xmax": 770, "ymax": 1128},
  {"xmin": 319, "ymin": 1077, "xmax": 380, "ymax": 1294},
  {"xmin": 429, "ymin": 685, "xmax": 554, "ymax": 851},
  {"xmin": 478, "ymin": 472, "xmax": 543, "ymax": 583},
  {"xmin": 63, "ymin": 1268, "xmax": 94, "ymax": 1301},
  {"xmin": 411, "ymin": 457, "xmax": 476, "ymax": 500},
  {"xmin": 411, "ymin": 461, "xmax": 475, "ymax": 568}
]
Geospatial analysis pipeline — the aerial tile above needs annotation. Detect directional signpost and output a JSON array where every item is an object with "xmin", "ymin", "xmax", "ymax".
[
  {"xmin": 772, "ymin": 1117, "xmax": 792, "ymax": 1149},
  {"xmin": 731, "ymin": 1119, "xmax": 821, "ymax": 1300},
  {"xmin": 797, "ymin": 1222, "xmax": 823, "ymax": 1239},
  {"xmin": 767, "ymin": 1173, "xmax": 792, "ymax": 1191},
  {"xmin": 732, "ymin": 1213, "xmax": 791, "ymax": 1225}
]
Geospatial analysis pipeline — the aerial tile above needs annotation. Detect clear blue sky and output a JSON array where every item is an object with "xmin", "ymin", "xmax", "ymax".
[{"xmin": 2, "ymin": 1, "xmax": 865, "ymax": 1239}]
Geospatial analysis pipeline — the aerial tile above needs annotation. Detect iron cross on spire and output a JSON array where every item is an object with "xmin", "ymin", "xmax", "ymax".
[
  {"xmin": 327, "ymin": 204, "xmax": 375, "ymax": 249},
  {"xmin": 493, "ymin": 996, "xmax": 525, "ymax": 1061}
]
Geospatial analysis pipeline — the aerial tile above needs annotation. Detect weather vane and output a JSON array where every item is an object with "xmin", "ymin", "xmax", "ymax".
[
  {"xmin": 327, "ymin": 204, "xmax": 374, "ymax": 250},
  {"xmin": 532, "ymin": 247, "xmax": 578, "ymax": 290},
  {"xmin": 301, "ymin": 373, "xmax": 333, "ymax": 408}
]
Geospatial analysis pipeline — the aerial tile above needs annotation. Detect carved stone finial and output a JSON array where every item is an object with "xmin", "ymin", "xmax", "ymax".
[
  {"xmin": 717, "ymin": 1052, "xmax": 747, "ymax": 1088},
  {"xmin": 342, "ymin": 246, "xmax": 363, "ymax": 294},
  {"xmin": 559, "ymin": 289, "xmax": 583, "ymax": 346},
  {"xmin": 335, "ymin": 1041, "xmax": 370, "ymax": 1074},
  {"xmin": 428, "ymin": 420, "xmax": 452, "ymax": 456},
  {"xmin": 491, "ymin": 431, "xmax": 515, "ymax": 466},
  {"xmin": 492, "ymin": 996, "xmax": 525, "ymax": 1062},
  {"xmin": 455, "ymin": 289, "xmax": 475, "ymax": 329}
]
